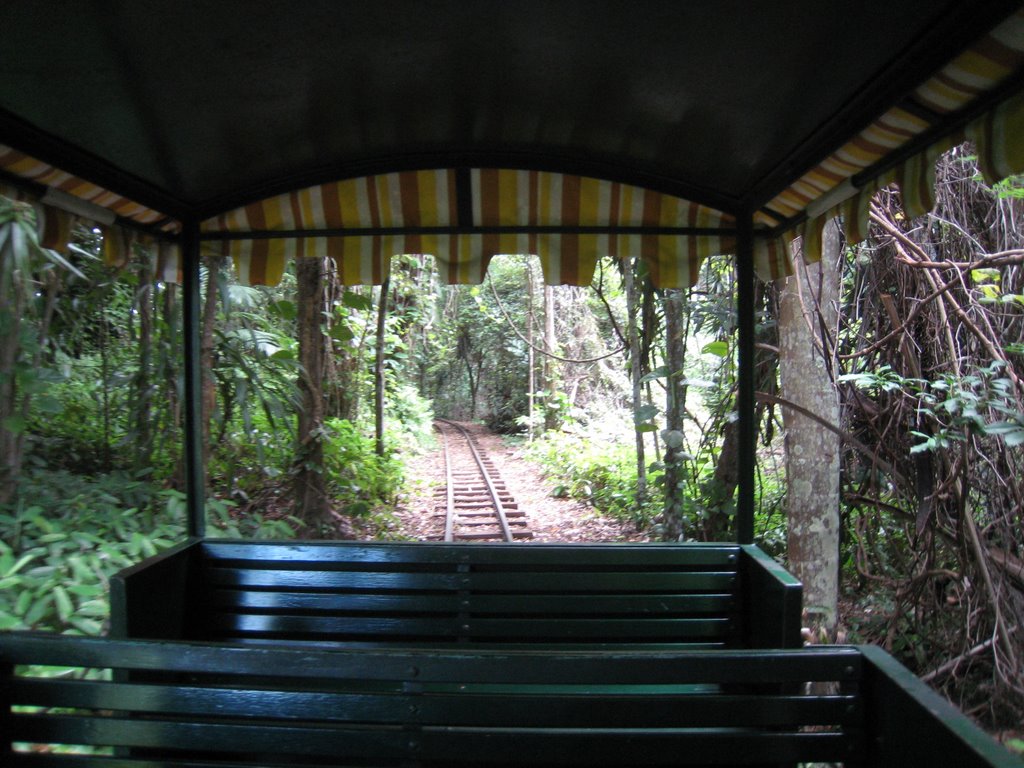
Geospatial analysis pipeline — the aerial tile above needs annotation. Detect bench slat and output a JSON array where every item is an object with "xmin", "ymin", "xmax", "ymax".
[
  {"xmin": 0, "ymin": 634, "xmax": 862, "ymax": 683},
  {"xmin": 13, "ymin": 678, "xmax": 858, "ymax": 728},
  {"xmin": 209, "ymin": 614, "xmax": 733, "ymax": 640},
  {"xmin": 203, "ymin": 568, "xmax": 738, "ymax": 592},
  {"xmin": 206, "ymin": 590, "xmax": 735, "ymax": 615},
  {"xmin": 201, "ymin": 541, "xmax": 743, "ymax": 567},
  {"xmin": 11, "ymin": 714, "xmax": 856, "ymax": 765}
]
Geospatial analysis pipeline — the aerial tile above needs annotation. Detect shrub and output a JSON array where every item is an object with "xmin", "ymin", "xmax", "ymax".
[
  {"xmin": 0, "ymin": 470, "xmax": 296, "ymax": 634},
  {"xmin": 321, "ymin": 419, "xmax": 404, "ymax": 516},
  {"xmin": 525, "ymin": 429, "xmax": 663, "ymax": 528}
]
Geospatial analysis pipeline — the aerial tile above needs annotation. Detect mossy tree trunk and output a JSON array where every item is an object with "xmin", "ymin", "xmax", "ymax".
[{"xmin": 778, "ymin": 222, "xmax": 842, "ymax": 639}]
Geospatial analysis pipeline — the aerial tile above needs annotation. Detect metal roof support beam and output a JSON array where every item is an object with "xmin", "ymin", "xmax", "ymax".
[
  {"xmin": 181, "ymin": 219, "xmax": 206, "ymax": 538},
  {"xmin": 198, "ymin": 225, "xmax": 737, "ymax": 241},
  {"xmin": 735, "ymin": 209, "xmax": 756, "ymax": 545}
]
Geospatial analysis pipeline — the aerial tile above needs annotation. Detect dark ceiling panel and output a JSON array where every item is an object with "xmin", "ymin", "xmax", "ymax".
[{"xmin": 0, "ymin": 0, "xmax": 1021, "ymax": 217}]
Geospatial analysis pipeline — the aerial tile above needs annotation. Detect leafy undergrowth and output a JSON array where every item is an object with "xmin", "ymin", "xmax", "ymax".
[{"xmin": 0, "ymin": 469, "xmax": 295, "ymax": 634}]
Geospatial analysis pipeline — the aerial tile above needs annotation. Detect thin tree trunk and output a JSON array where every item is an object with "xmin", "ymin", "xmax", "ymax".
[
  {"xmin": 374, "ymin": 276, "xmax": 390, "ymax": 457},
  {"xmin": 200, "ymin": 255, "xmax": 220, "ymax": 474},
  {"xmin": 162, "ymin": 283, "xmax": 185, "ymax": 490},
  {"xmin": 542, "ymin": 285, "xmax": 560, "ymax": 431},
  {"xmin": 661, "ymin": 287, "xmax": 686, "ymax": 539},
  {"xmin": 624, "ymin": 258, "xmax": 647, "ymax": 505},
  {"xmin": 778, "ymin": 222, "xmax": 842, "ymax": 638},
  {"xmin": 295, "ymin": 257, "xmax": 332, "ymax": 534},
  {"xmin": 134, "ymin": 251, "xmax": 154, "ymax": 471},
  {"xmin": 526, "ymin": 262, "xmax": 536, "ymax": 439}
]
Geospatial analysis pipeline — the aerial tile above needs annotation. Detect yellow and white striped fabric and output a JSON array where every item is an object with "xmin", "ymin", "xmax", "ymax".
[
  {"xmin": 758, "ymin": 8, "xmax": 1024, "ymax": 279},
  {"xmin": 2, "ymin": 9, "xmax": 1022, "ymax": 288},
  {"xmin": 0, "ymin": 145, "xmax": 175, "ymax": 230},
  {"xmin": 201, "ymin": 169, "xmax": 735, "ymax": 289}
]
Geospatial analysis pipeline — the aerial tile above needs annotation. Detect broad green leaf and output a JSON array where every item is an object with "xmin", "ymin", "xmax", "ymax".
[
  {"xmin": 342, "ymin": 291, "xmax": 373, "ymax": 311},
  {"xmin": 639, "ymin": 366, "xmax": 668, "ymax": 384},
  {"xmin": 634, "ymin": 404, "xmax": 659, "ymax": 422},
  {"xmin": 701, "ymin": 340, "xmax": 729, "ymax": 357},
  {"xmin": 331, "ymin": 324, "xmax": 355, "ymax": 341},
  {"xmin": 268, "ymin": 299, "xmax": 297, "ymax": 319},
  {"xmin": 53, "ymin": 586, "xmax": 73, "ymax": 623},
  {"xmin": 970, "ymin": 268, "xmax": 1000, "ymax": 284}
]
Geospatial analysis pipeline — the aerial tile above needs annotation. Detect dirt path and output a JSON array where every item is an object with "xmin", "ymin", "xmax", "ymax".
[{"xmin": 380, "ymin": 422, "xmax": 647, "ymax": 543}]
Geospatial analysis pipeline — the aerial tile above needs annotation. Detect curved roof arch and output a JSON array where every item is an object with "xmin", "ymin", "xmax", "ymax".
[{"xmin": 3, "ymin": 0, "xmax": 1023, "ymax": 221}]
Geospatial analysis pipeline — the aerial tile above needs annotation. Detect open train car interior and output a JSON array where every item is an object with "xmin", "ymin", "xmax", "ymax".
[{"xmin": 2, "ymin": 2, "xmax": 1024, "ymax": 765}]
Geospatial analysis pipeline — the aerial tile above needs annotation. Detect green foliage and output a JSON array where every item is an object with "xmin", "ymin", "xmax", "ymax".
[
  {"xmin": 320, "ymin": 419, "xmax": 404, "ymax": 515},
  {"xmin": 385, "ymin": 383, "xmax": 436, "ymax": 449},
  {"xmin": 992, "ymin": 174, "xmax": 1024, "ymax": 200},
  {"xmin": 525, "ymin": 427, "xmax": 663, "ymax": 528},
  {"xmin": 839, "ymin": 361, "xmax": 1024, "ymax": 451},
  {"xmin": 0, "ymin": 470, "xmax": 296, "ymax": 634},
  {"xmin": 0, "ymin": 470, "xmax": 174, "ymax": 633}
]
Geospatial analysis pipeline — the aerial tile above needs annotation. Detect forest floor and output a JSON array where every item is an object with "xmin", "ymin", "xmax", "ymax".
[{"xmin": 372, "ymin": 421, "xmax": 649, "ymax": 543}]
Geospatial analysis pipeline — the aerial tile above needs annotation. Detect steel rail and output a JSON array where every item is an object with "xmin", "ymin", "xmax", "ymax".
[{"xmin": 435, "ymin": 419, "xmax": 518, "ymax": 542}]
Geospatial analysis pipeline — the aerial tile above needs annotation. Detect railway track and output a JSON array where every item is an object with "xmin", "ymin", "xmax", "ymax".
[{"xmin": 433, "ymin": 419, "xmax": 532, "ymax": 542}]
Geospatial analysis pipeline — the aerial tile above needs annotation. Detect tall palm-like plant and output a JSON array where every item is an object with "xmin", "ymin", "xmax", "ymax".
[{"xmin": 0, "ymin": 196, "xmax": 84, "ymax": 503}]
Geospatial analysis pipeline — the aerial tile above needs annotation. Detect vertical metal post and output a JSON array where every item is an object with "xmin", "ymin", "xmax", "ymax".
[
  {"xmin": 181, "ymin": 220, "xmax": 206, "ymax": 538},
  {"xmin": 736, "ymin": 211, "xmax": 756, "ymax": 544}
]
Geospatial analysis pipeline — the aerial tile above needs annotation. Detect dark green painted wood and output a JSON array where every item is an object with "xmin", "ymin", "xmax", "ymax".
[
  {"xmin": 736, "ymin": 208, "xmax": 756, "ymax": 545},
  {"xmin": 201, "ymin": 540, "xmax": 744, "ymax": 566},
  {"xmin": 203, "ymin": 567, "xmax": 738, "ymax": 591},
  {"xmin": 1, "ymin": 634, "xmax": 1017, "ymax": 767},
  {"xmin": 860, "ymin": 644, "xmax": 1024, "ymax": 768},
  {"xmin": 1, "ymin": 634, "xmax": 862, "ymax": 684},
  {"xmin": 738, "ymin": 545, "xmax": 803, "ymax": 648},
  {"xmin": 181, "ymin": 221, "xmax": 205, "ymax": 539},
  {"xmin": 115, "ymin": 541, "xmax": 788, "ymax": 650},
  {"xmin": 209, "ymin": 614, "xmax": 733, "ymax": 640},
  {"xmin": 109, "ymin": 539, "xmax": 200, "ymax": 640},
  {"xmin": 11, "ymin": 678, "xmax": 857, "ymax": 728},
  {"xmin": 208, "ymin": 590, "xmax": 734, "ymax": 615}
]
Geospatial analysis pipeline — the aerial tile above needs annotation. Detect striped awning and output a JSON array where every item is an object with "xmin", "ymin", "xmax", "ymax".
[
  {"xmin": 755, "ymin": 8, "xmax": 1024, "ymax": 276},
  {"xmin": 1, "ymin": 8, "xmax": 1022, "ymax": 288},
  {"xmin": 199, "ymin": 169, "xmax": 734, "ymax": 289}
]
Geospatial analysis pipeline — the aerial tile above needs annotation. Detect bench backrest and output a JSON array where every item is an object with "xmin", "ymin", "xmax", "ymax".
[
  {"xmin": 2, "ymin": 633, "xmax": 1018, "ymax": 768},
  {"xmin": 111, "ymin": 540, "xmax": 803, "ymax": 648}
]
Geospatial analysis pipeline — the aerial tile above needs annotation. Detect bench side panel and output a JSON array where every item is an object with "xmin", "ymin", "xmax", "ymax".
[
  {"xmin": 739, "ymin": 544, "xmax": 803, "ymax": 648},
  {"xmin": 859, "ymin": 644, "xmax": 1022, "ymax": 768},
  {"xmin": 109, "ymin": 539, "xmax": 201, "ymax": 639}
]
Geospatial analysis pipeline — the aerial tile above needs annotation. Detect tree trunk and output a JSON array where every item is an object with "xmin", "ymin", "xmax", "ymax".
[
  {"xmin": 200, "ymin": 255, "xmax": 220, "ymax": 473},
  {"xmin": 526, "ymin": 262, "xmax": 536, "ymax": 438},
  {"xmin": 623, "ymin": 257, "xmax": 647, "ymax": 505},
  {"xmin": 661, "ymin": 287, "xmax": 686, "ymax": 539},
  {"xmin": 374, "ymin": 276, "xmax": 389, "ymax": 457},
  {"xmin": 0, "ymin": 221, "xmax": 26, "ymax": 504},
  {"xmin": 133, "ymin": 251, "xmax": 154, "ymax": 471},
  {"xmin": 542, "ymin": 285, "xmax": 561, "ymax": 431},
  {"xmin": 778, "ymin": 222, "xmax": 842, "ymax": 639},
  {"xmin": 162, "ymin": 282, "xmax": 184, "ymax": 490},
  {"xmin": 294, "ymin": 256, "xmax": 332, "ymax": 534}
]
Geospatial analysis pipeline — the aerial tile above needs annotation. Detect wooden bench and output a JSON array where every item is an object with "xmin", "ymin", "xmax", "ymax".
[
  {"xmin": 2, "ymin": 632, "xmax": 1019, "ymax": 767},
  {"xmin": 110, "ymin": 540, "xmax": 802, "ymax": 649}
]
